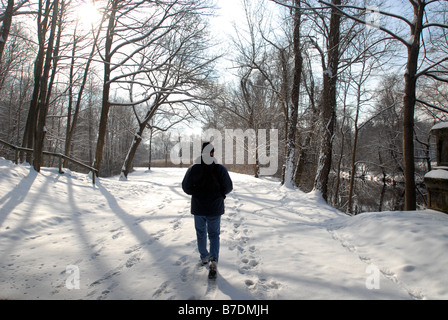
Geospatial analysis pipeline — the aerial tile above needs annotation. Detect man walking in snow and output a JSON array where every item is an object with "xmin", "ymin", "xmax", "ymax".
[{"xmin": 182, "ymin": 142, "xmax": 233, "ymax": 279}]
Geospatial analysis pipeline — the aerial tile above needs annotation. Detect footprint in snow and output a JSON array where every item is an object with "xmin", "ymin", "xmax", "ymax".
[{"xmin": 152, "ymin": 281, "xmax": 170, "ymax": 298}]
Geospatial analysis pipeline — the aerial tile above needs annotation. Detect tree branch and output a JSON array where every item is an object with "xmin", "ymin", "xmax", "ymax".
[
  {"xmin": 416, "ymin": 98, "xmax": 448, "ymax": 114},
  {"xmin": 318, "ymin": 0, "xmax": 410, "ymax": 47}
]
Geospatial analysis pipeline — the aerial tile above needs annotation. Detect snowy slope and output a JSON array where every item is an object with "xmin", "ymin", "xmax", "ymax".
[{"xmin": 0, "ymin": 158, "xmax": 447, "ymax": 300}]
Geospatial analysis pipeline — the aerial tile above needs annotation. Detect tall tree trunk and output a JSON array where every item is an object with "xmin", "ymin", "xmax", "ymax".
[
  {"xmin": 294, "ymin": 59, "xmax": 318, "ymax": 190},
  {"xmin": 22, "ymin": 0, "xmax": 51, "ymax": 163},
  {"xmin": 347, "ymin": 84, "xmax": 361, "ymax": 214},
  {"xmin": 120, "ymin": 123, "xmax": 145, "ymax": 180},
  {"xmin": 120, "ymin": 94, "xmax": 162, "ymax": 179},
  {"xmin": 33, "ymin": 0, "xmax": 60, "ymax": 172},
  {"xmin": 64, "ymin": 22, "xmax": 99, "ymax": 167},
  {"xmin": 313, "ymin": 0, "xmax": 341, "ymax": 201},
  {"xmin": 279, "ymin": 48, "xmax": 289, "ymax": 185},
  {"xmin": 93, "ymin": 0, "xmax": 118, "ymax": 175},
  {"xmin": 333, "ymin": 86, "xmax": 348, "ymax": 208},
  {"xmin": 64, "ymin": 27, "xmax": 77, "ymax": 167},
  {"xmin": 0, "ymin": 0, "xmax": 14, "ymax": 65},
  {"xmin": 283, "ymin": 0, "xmax": 302, "ymax": 188},
  {"xmin": 402, "ymin": 2, "xmax": 425, "ymax": 211}
]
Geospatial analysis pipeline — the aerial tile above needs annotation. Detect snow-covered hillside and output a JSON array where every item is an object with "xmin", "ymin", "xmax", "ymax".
[{"xmin": 0, "ymin": 158, "xmax": 447, "ymax": 300}]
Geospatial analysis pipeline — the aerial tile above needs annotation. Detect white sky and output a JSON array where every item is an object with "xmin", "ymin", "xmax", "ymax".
[
  {"xmin": 212, "ymin": 0, "xmax": 247, "ymax": 33},
  {"xmin": 210, "ymin": 0, "xmax": 247, "ymax": 57},
  {"xmin": 209, "ymin": 0, "xmax": 281, "ymax": 83}
]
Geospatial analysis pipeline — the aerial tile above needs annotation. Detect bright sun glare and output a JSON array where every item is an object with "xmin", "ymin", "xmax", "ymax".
[{"xmin": 77, "ymin": 1, "xmax": 101, "ymax": 27}]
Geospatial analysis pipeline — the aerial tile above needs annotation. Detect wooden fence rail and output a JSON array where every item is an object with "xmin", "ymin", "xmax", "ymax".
[{"xmin": 0, "ymin": 138, "xmax": 98, "ymax": 184}]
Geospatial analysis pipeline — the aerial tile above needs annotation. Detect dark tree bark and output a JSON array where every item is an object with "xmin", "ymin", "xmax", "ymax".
[
  {"xmin": 284, "ymin": 0, "xmax": 303, "ymax": 188},
  {"xmin": 33, "ymin": 0, "xmax": 60, "ymax": 172},
  {"xmin": 93, "ymin": 0, "xmax": 118, "ymax": 175},
  {"xmin": 22, "ymin": 0, "xmax": 60, "ymax": 171},
  {"xmin": 318, "ymin": 0, "xmax": 448, "ymax": 210},
  {"xmin": 314, "ymin": 0, "xmax": 341, "ymax": 201},
  {"xmin": 402, "ymin": 2, "xmax": 425, "ymax": 211},
  {"xmin": 0, "ymin": 0, "xmax": 14, "ymax": 65}
]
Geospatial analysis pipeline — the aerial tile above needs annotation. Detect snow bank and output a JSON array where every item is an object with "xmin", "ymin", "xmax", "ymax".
[
  {"xmin": 425, "ymin": 169, "xmax": 448, "ymax": 180},
  {"xmin": 0, "ymin": 158, "xmax": 447, "ymax": 300},
  {"xmin": 431, "ymin": 122, "xmax": 448, "ymax": 131}
]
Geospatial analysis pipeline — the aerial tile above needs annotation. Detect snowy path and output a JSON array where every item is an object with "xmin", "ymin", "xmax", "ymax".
[{"xmin": 1, "ymin": 159, "xmax": 447, "ymax": 300}]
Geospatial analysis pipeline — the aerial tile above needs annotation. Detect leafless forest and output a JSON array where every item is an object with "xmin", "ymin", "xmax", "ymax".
[{"xmin": 1, "ymin": 0, "xmax": 448, "ymax": 214}]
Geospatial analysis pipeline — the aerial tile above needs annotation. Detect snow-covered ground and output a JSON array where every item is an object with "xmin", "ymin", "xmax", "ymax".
[{"xmin": 0, "ymin": 158, "xmax": 447, "ymax": 300}]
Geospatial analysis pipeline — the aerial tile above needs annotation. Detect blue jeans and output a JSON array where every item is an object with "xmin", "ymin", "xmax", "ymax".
[{"xmin": 194, "ymin": 215, "xmax": 221, "ymax": 261}]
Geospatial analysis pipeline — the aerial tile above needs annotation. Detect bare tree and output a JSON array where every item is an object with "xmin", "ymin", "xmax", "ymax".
[
  {"xmin": 0, "ymin": 0, "xmax": 15, "ymax": 65},
  {"xmin": 0, "ymin": 23, "xmax": 34, "ymax": 147},
  {"xmin": 91, "ymin": 0, "xmax": 216, "ymax": 177},
  {"xmin": 21, "ymin": 0, "xmax": 61, "ymax": 171},
  {"xmin": 221, "ymin": 0, "xmax": 282, "ymax": 178},
  {"xmin": 311, "ymin": 0, "xmax": 341, "ymax": 201},
  {"xmin": 115, "ymin": 0, "xmax": 217, "ymax": 179},
  {"xmin": 320, "ymin": 0, "xmax": 448, "ymax": 210},
  {"xmin": 63, "ymin": 11, "xmax": 103, "ymax": 168},
  {"xmin": 235, "ymin": 0, "xmax": 301, "ymax": 182},
  {"xmin": 282, "ymin": 0, "xmax": 303, "ymax": 187},
  {"xmin": 0, "ymin": 0, "xmax": 28, "ymax": 64},
  {"xmin": 92, "ymin": 0, "xmax": 118, "ymax": 175},
  {"xmin": 344, "ymin": 27, "xmax": 390, "ymax": 214}
]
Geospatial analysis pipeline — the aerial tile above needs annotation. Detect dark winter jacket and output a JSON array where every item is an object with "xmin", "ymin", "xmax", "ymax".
[{"xmin": 182, "ymin": 158, "xmax": 233, "ymax": 216}]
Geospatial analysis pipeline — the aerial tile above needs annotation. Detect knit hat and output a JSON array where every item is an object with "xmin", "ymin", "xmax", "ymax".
[{"xmin": 201, "ymin": 142, "xmax": 214, "ymax": 164}]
